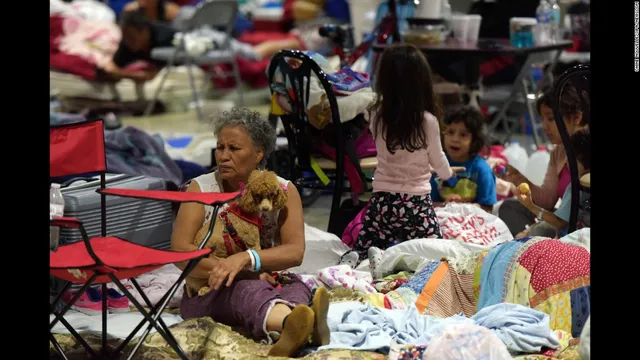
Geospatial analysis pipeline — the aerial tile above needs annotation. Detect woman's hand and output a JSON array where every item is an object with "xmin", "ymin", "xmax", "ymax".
[
  {"xmin": 515, "ymin": 226, "xmax": 532, "ymax": 239},
  {"xmin": 208, "ymin": 252, "xmax": 251, "ymax": 290},
  {"xmin": 259, "ymin": 272, "xmax": 277, "ymax": 286},
  {"xmin": 515, "ymin": 186, "xmax": 534, "ymax": 210}
]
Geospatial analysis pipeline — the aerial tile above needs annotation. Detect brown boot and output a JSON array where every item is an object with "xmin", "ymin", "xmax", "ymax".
[
  {"xmin": 311, "ymin": 287, "xmax": 330, "ymax": 346},
  {"xmin": 268, "ymin": 305, "xmax": 314, "ymax": 357}
]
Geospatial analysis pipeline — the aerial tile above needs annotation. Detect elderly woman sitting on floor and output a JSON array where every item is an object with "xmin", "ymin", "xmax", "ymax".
[{"xmin": 172, "ymin": 108, "xmax": 329, "ymax": 357}]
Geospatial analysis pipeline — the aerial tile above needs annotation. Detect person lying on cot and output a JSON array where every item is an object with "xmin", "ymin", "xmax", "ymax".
[
  {"xmin": 122, "ymin": 0, "xmax": 181, "ymax": 24},
  {"xmin": 101, "ymin": 10, "xmax": 305, "ymax": 82}
]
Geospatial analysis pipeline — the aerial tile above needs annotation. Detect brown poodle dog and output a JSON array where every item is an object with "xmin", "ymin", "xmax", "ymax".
[{"xmin": 186, "ymin": 170, "xmax": 289, "ymax": 297}]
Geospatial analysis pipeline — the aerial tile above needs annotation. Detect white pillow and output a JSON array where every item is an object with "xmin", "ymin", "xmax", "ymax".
[
  {"xmin": 289, "ymin": 224, "xmax": 350, "ymax": 275},
  {"xmin": 384, "ymin": 238, "xmax": 490, "ymax": 259},
  {"xmin": 373, "ymin": 238, "xmax": 491, "ymax": 278}
]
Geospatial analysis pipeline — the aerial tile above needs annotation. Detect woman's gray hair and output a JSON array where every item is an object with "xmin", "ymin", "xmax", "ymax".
[{"xmin": 210, "ymin": 108, "xmax": 277, "ymax": 168}]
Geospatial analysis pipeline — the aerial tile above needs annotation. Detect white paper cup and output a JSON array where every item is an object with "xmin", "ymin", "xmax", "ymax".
[
  {"xmin": 415, "ymin": 0, "xmax": 442, "ymax": 19},
  {"xmin": 466, "ymin": 15, "xmax": 482, "ymax": 44},
  {"xmin": 451, "ymin": 14, "xmax": 470, "ymax": 43}
]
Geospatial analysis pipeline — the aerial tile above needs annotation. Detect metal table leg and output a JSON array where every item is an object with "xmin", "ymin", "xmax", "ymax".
[
  {"xmin": 540, "ymin": 50, "xmax": 564, "ymax": 89},
  {"xmin": 486, "ymin": 55, "xmax": 536, "ymax": 143}
]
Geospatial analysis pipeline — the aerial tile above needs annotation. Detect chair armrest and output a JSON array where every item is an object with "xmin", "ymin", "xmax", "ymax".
[
  {"xmin": 50, "ymin": 217, "xmax": 82, "ymax": 228},
  {"xmin": 97, "ymin": 188, "xmax": 241, "ymax": 206}
]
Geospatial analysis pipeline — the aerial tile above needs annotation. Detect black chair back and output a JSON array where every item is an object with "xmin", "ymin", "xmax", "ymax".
[
  {"xmin": 552, "ymin": 64, "xmax": 590, "ymax": 233},
  {"xmin": 266, "ymin": 50, "xmax": 345, "ymax": 182}
]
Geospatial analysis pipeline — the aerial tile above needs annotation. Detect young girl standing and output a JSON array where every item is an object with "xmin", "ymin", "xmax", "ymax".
[
  {"xmin": 341, "ymin": 44, "xmax": 461, "ymax": 267},
  {"xmin": 430, "ymin": 105, "xmax": 497, "ymax": 212}
]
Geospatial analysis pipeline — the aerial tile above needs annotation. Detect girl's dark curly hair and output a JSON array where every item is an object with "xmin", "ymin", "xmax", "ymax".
[
  {"xmin": 443, "ymin": 105, "xmax": 488, "ymax": 156},
  {"xmin": 369, "ymin": 43, "xmax": 442, "ymax": 154},
  {"xmin": 536, "ymin": 82, "xmax": 588, "ymax": 126}
]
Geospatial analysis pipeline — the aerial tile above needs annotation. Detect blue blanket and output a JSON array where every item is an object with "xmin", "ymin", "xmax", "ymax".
[
  {"xmin": 105, "ymin": 127, "xmax": 183, "ymax": 186},
  {"xmin": 319, "ymin": 302, "xmax": 560, "ymax": 355}
]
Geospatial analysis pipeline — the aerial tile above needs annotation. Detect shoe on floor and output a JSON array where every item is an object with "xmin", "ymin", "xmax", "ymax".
[
  {"xmin": 268, "ymin": 305, "xmax": 314, "ymax": 357},
  {"xmin": 311, "ymin": 287, "xmax": 330, "ymax": 346},
  {"xmin": 62, "ymin": 289, "xmax": 102, "ymax": 316},
  {"xmin": 106, "ymin": 288, "xmax": 130, "ymax": 313}
]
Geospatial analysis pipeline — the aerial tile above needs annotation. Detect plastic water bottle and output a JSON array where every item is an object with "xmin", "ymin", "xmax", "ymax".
[
  {"xmin": 50, "ymin": 183, "xmax": 65, "ymax": 250},
  {"xmin": 549, "ymin": 0, "xmax": 561, "ymax": 42},
  {"xmin": 442, "ymin": 0, "xmax": 453, "ymax": 36},
  {"xmin": 503, "ymin": 140, "xmax": 529, "ymax": 175},
  {"xmin": 525, "ymin": 146, "xmax": 551, "ymax": 186},
  {"xmin": 536, "ymin": 0, "xmax": 552, "ymax": 44}
]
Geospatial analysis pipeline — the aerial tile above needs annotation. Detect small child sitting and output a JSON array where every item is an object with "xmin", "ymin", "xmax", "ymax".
[
  {"xmin": 516, "ymin": 128, "xmax": 591, "ymax": 238},
  {"xmin": 430, "ymin": 105, "xmax": 497, "ymax": 212}
]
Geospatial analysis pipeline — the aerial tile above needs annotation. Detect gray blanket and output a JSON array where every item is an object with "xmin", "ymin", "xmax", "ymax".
[{"xmin": 105, "ymin": 127, "xmax": 183, "ymax": 186}]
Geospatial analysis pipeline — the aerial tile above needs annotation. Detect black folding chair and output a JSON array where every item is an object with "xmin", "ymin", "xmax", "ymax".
[
  {"xmin": 266, "ymin": 50, "xmax": 377, "ymax": 236},
  {"xmin": 552, "ymin": 64, "xmax": 590, "ymax": 233},
  {"xmin": 49, "ymin": 119, "xmax": 240, "ymax": 359}
]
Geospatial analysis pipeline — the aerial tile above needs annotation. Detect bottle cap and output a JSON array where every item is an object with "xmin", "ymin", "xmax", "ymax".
[
  {"xmin": 537, "ymin": 146, "xmax": 547, "ymax": 151},
  {"xmin": 51, "ymin": 183, "xmax": 61, "ymax": 189}
]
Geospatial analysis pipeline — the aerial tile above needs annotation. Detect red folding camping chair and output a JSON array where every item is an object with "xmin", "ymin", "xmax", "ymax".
[{"xmin": 49, "ymin": 119, "xmax": 239, "ymax": 360}]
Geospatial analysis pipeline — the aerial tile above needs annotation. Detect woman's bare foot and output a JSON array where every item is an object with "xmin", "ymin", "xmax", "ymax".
[
  {"xmin": 311, "ymin": 287, "xmax": 330, "ymax": 346},
  {"xmin": 268, "ymin": 305, "xmax": 314, "ymax": 357}
]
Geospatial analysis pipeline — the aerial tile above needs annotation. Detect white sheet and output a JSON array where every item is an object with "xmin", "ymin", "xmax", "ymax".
[
  {"xmin": 51, "ymin": 0, "xmax": 116, "ymax": 23},
  {"xmin": 436, "ymin": 203, "xmax": 513, "ymax": 246},
  {"xmin": 372, "ymin": 239, "xmax": 492, "ymax": 279},
  {"xmin": 160, "ymin": 132, "xmax": 218, "ymax": 167},
  {"xmin": 50, "ymin": 66, "xmax": 205, "ymax": 103},
  {"xmin": 292, "ymin": 204, "xmax": 514, "ymax": 281},
  {"xmin": 50, "ymin": 310, "xmax": 183, "ymax": 339},
  {"xmin": 289, "ymin": 224, "xmax": 351, "ymax": 275}
]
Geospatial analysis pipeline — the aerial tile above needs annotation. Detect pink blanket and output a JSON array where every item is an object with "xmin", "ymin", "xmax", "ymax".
[
  {"xmin": 52, "ymin": 15, "xmax": 121, "ymax": 68},
  {"xmin": 125, "ymin": 264, "xmax": 185, "ymax": 308}
]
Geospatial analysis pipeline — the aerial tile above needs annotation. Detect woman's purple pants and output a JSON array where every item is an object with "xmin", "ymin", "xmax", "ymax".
[{"xmin": 180, "ymin": 277, "xmax": 312, "ymax": 341}]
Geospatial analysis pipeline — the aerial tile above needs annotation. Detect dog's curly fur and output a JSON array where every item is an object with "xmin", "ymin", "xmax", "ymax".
[
  {"xmin": 186, "ymin": 170, "xmax": 288, "ymax": 297},
  {"xmin": 238, "ymin": 170, "xmax": 289, "ymax": 213}
]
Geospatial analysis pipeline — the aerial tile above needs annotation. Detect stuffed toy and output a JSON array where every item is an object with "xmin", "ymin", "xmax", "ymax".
[{"xmin": 185, "ymin": 170, "xmax": 289, "ymax": 297}]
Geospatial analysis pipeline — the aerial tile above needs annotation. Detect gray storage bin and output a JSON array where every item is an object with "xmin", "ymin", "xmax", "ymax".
[{"xmin": 59, "ymin": 174, "xmax": 174, "ymax": 250}]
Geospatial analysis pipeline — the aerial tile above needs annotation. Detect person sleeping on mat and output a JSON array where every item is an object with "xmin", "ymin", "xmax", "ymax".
[
  {"xmin": 101, "ymin": 10, "xmax": 304, "ymax": 82},
  {"xmin": 122, "ymin": 0, "xmax": 180, "ymax": 24}
]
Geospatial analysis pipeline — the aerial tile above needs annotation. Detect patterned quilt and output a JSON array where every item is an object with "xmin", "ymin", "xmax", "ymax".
[
  {"xmin": 364, "ymin": 237, "xmax": 590, "ymax": 338},
  {"xmin": 50, "ymin": 289, "xmax": 384, "ymax": 360}
]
